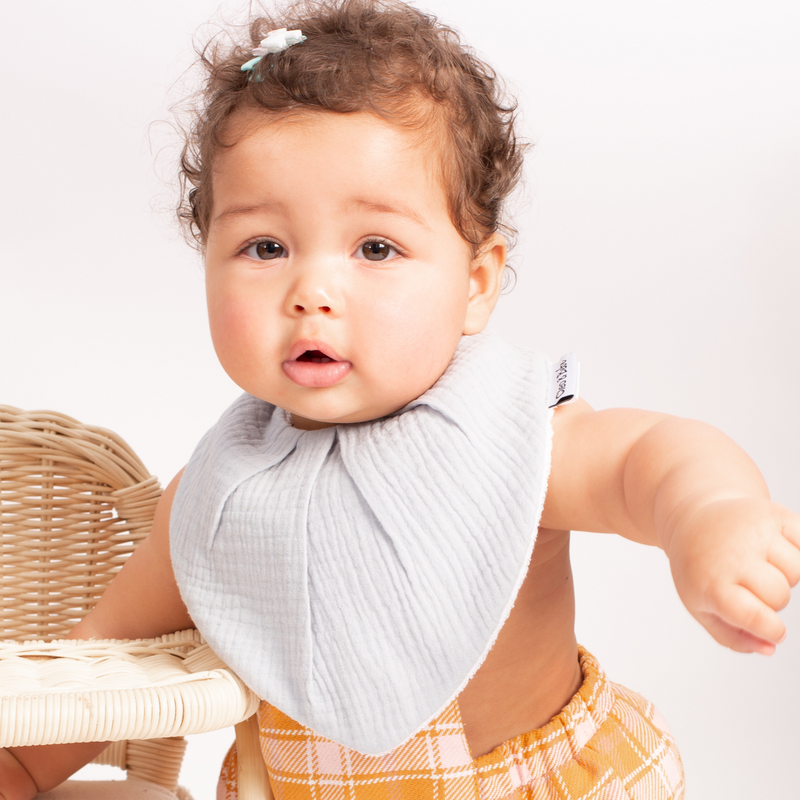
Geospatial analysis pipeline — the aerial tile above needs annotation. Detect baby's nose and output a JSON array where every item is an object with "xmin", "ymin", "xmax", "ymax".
[
  {"xmin": 292, "ymin": 299, "xmax": 332, "ymax": 314},
  {"xmin": 286, "ymin": 266, "xmax": 342, "ymax": 316}
]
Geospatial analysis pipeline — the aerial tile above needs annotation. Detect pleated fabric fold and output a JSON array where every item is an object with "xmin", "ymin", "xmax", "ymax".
[{"xmin": 171, "ymin": 332, "xmax": 554, "ymax": 755}]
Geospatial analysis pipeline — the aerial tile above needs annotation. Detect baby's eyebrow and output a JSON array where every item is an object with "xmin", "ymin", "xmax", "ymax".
[
  {"xmin": 212, "ymin": 201, "xmax": 287, "ymax": 228},
  {"xmin": 211, "ymin": 198, "xmax": 431, "ymax": 231},
  {"xmin": 348, "ymin": 198, "xmax": 431, "ymax": 230}
]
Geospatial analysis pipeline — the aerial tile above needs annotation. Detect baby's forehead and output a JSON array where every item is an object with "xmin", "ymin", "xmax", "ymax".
[
  {"xmin": 211, "ymin": 108, "xmax": 452, "ymax": 217},
  {"xmin": 222, "ymin": 104, "xmax": 445, "ymax": 155},
  {"xmin": 215, "ymin": 106, "xmax": 449, "ymax": 189}
]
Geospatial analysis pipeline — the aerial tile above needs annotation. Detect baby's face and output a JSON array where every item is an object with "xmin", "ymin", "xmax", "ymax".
[{"xmin": 205, "ymin": 110, "xmax": 500, "ymax": 428}]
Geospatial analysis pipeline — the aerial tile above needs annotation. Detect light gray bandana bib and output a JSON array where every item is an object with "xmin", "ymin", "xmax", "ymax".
[{"xmin": 170, "ymin": 332, "xmax": 553, "ymax": 755}]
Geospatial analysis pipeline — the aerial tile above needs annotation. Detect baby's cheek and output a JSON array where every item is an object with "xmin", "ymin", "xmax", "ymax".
[
  {"xmin": 356, "ymin": 287, "xmax": 463, "ymax": 387},
  {"xmin": 208, "ymin": 294, "xmax": 269, "ymax": 379}
]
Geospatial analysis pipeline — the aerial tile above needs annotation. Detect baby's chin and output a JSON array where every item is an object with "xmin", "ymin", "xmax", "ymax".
[
  {"xmin": 276, "ymin": 367, "xmax": 449, "ymax": 429},
  {"xmin": 288, "ymin": 408, "xmax": 392, "ymax": 430},
  {"xmin": 287, "ymin": 395, "xmax": 420, "ymax": 429}
]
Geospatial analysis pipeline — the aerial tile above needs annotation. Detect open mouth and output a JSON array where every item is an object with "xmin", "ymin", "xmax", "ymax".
[
  {"xmin": 297, "ymin": 350, "xmax": 335, "ymax": 364},
  {"xmin": 283, "ymin": 344, "xmax": 351, "ymax": 388}
]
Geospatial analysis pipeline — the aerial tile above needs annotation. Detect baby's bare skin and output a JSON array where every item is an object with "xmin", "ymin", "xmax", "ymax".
[{"xmin": 458, "ymin": 527, "xmax": 580, "ymax": 758}]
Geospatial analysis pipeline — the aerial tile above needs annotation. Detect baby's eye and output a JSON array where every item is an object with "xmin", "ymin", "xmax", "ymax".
[
  {"xmin": 357, "ymin": 240, "xmax": 399, "ymax": 262},
  {"xmin": 242, "ymin": 240, "xmax": 286, "ymax": 260}
]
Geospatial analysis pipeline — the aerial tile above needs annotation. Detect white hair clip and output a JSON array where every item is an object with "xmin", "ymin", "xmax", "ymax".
[{"xmin": 241, "ymin": 28, "xmax": 307, "ymax": 72}]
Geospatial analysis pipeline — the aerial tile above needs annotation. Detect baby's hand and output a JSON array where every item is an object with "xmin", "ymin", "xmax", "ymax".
[{"xmin": 665, "ymin": 498, "xmax": 800, "ymax": 654}]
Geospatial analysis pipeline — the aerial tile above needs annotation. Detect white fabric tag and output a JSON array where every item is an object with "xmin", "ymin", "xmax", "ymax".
[{"xmin": 548, "ymin": 353, "xmax": 579, "ymax": 407}]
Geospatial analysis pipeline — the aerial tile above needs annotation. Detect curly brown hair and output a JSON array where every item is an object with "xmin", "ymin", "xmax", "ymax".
[{"xmin": 178, "ymin": 0, "xmax": 526, "ymax": 251}]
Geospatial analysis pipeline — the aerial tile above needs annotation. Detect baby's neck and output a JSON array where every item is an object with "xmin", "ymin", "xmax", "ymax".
[{"xmin": 289, "ymin": 411, "xmax": 337, "ymax": 430}]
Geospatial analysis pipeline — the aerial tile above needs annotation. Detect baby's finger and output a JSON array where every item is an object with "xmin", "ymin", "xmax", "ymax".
[
  {"xmin": 698, "ymin": 611, "xmax": 777, "ymax": 655},
  {"xmin": 778, "ymin": 507, "xmax": 800, "ymax": 546},
  {"xmin": 740, "ymin": 562, "xmax": 793, "ymax": 611},
  {"xmin": 714, "ymin": 583, "xmax": 787, "ymax": 644},
  {"xmin": 768, "ymin": 533, "xmax": 800, "ymax": 588}
]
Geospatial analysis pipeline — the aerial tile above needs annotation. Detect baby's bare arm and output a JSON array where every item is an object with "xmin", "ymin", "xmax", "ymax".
[
  {"xmin": 68, "ymin": 469, "xmax": 191, "ymax": 640},
  {"xmin": 1, "ymin": 472, "xmax": 192, "ymax": 799},
  {"xmin": 543, "ymin": 400, "xmax": 800, "ymax": 654}
]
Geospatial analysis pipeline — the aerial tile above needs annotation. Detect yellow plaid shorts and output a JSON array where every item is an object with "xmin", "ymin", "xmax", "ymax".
[{"xmin": 218, "ymin": 647, "xmax": 684, "ymax": 800}]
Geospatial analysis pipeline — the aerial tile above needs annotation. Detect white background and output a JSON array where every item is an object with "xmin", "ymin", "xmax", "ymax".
[{"xmin": 1, "ymin": 0, "xmax": 799, "ymax": 797}]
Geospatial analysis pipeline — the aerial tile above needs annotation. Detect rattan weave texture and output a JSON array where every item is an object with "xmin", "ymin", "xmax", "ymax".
[
  {"xmin": 0, "ymin": 404, "xmax": 161, "ymax": 641},
  {"xmin": 0, "ymin": 405, "xmax": 262, "ymax": 794},
  {"xmin": 0, "ymin": 629, "xmax": 259, "ymax": 748}
]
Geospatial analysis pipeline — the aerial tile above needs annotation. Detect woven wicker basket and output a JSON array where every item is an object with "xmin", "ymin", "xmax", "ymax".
[
  {"xmin": 0, "ymin": 405, "xmax": 261, "ymax": 795},
  {"xmin": 0, "ymin": 405, "xmax": 160, "ymax": 640}
]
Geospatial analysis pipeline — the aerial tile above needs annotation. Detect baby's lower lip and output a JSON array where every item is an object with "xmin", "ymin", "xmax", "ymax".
[{"xmin": 282, "ymin": 359, "xmax": 352, "ymax": 388}]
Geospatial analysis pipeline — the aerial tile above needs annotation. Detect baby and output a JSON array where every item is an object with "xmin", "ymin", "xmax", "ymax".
[{"xmin": 2, "ymin": 1, "xmax": 798, "ymax": 798}]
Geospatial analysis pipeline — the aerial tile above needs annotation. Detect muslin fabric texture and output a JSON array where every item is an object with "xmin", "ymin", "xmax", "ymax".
[{"xmin": 170, "ymin": 332, "xmax": 553, "ymax": 755}]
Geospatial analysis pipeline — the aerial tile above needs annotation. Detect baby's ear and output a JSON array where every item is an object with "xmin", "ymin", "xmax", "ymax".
[{"xmin": 463, "ymin": 233, "xmax": 507, "ymax": 335}]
